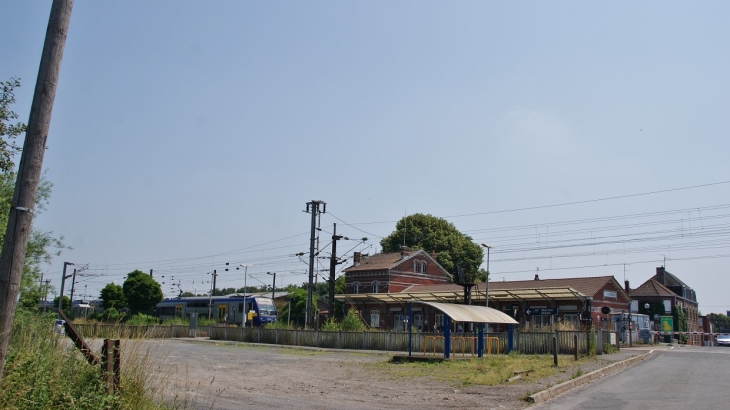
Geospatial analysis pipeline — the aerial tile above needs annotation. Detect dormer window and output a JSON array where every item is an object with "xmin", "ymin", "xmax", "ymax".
[
  {"xmin": 413, "ymin": 260, "xmax": 419, "ymax": 273},
  {"xmin": 421, "ymin": 261, "xmax": 427, "ymax": 273},
  {"xmin": 353, "ymin": 282, "xmax": 360, "ymax": 294},
  {"xmin": 373, "ymin": 281, "xmax": 379, "ymax": 293}
]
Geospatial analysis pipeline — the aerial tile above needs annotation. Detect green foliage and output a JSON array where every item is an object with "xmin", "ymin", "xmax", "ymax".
[
  {"xmin": 126, "ymin": 313, "xmax": 157, "ymax": 325},
  {"xmin": 91, "ymin": 307, "xmax": 124, "ymax": 323},
  {"xmin": 52, "ymin": 295, "xmax": 70, "ymax": 311},
  {"xmin": 0, "ymin": 77, "xmax": 69, "ymax": 309},
  {"xmin": 380, "ymin": 213, "xmax": 484, "ymax": 280},
  {"xmin": 589, "ymin": 326, "xmax": 597, "ymax": 356},
  {"xmin": 123, "ymin": 270, "xmax": 163, "ymax": 314},
  {"xmin": 160, "ymin": 317, "xmax": 188, "ymax": 326},
  {"xmin": 708, "ymin": 313, "xmax": 730, "ymax": 332},
  {"xmin": 264, "ymin": 321, "xmax": 289, "ymax": 330},
  {"xmin": 100, "ymin": 282, "xmax": 126, "ymax": 310},
  {"xmin": 197, "ymin": 316, "xmax": 218, "ymax": 326},
  {"xmin": 0, "ymin": 77, "xmax": 24, "ymax": 172},
  {"xmin": 320, "ymin": 318, "xmax": 340, "ymax": 331},
  {"xmin": 0, "ymin": 308, "xmax": 171, "ymax": 409},
  {"xmin": 638, "ymin": 301, "xmax": 666, "ymax": 318},
  {"xmin": 340, "ymin": 309, "xmax": 366, "ymax": 331},
  {"xmin": 277, "ymin": 286, "xmax": 313, "ymax": 327},
  {"xmin": 673, "ymin": 305, "xmax": 689, "ymax": 344}
]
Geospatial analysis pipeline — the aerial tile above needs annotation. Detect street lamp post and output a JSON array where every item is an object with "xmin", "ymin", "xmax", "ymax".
[
  {"xmin": 239, "ymin": 264, "xmax": 252, "ymax": 327},
  {"xmin": 481, "ymin": 244, "xmax": 492, "ymax": 308}
]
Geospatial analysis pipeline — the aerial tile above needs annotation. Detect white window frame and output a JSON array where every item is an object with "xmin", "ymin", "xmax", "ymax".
[
  {"xmin": 353, "ymin": 282, "xmax": 360, "ymax": 294},
  {"xmin": 372, "ymin": 281, "xmax": 379, "ymax": 293},
  {"xmin": 435, "ymin": 313, "xmax": 444, "ymax": 327}
]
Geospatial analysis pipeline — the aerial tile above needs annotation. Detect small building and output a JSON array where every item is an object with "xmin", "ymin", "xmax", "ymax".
[{"xmin": 628, "ymin": 266, "xmax": 700, "ymax": 344}]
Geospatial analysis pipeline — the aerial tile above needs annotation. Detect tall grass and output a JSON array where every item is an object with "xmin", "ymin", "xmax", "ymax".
[{"xmin": 0, "ymin": 308, "xmax": 181, "ymax": 409}]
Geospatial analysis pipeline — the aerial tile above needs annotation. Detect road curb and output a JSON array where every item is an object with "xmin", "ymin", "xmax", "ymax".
[{"xmin": 528, "ymin": 350, "xmax": 654, "ymax": 405}]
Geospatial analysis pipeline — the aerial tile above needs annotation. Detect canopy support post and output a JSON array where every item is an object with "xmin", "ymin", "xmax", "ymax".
[
  {"xmin": 407, "ymin": 302, "xmax": 413, "ymax": 357},
  {"xmin": 444, "ymin": 315, "xmax": 451, "ymax": 359}
]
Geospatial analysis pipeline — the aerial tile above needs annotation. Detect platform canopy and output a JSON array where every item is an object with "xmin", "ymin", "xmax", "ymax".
[{"xmin": 417, "ymin": 301, "xmax": 519, "ymax": 324}]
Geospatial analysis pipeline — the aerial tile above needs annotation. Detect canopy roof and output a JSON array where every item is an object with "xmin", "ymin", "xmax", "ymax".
[
  {"xmin": 334, "ymin": 286, "xmax": 587, "ymax": 304},
  {"xmin": 418, "ymin": 302, "xmax": 519, "ymax": 324}
]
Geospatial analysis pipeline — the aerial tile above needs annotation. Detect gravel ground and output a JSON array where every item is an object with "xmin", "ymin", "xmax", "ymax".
[{"xmin": 83, "ymin": 338, "xmax": 650, "ymax": 409}]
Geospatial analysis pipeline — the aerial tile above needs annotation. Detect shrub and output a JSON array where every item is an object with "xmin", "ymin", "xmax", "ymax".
[
  {"xmin": 321, "ymin": 318, "xmax": 340, "ymax": 331},
  {"xmin": 340, "ymin": 309, "xmax": 366, "ymax": 332},
  {"xmin": 126, "ymin": 313, "xmax": 157, "ymax": 326}
]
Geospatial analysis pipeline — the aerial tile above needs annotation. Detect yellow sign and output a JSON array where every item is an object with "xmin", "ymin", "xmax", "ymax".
[{"xmin": 660, "ymin": 316, "xmax": 673, "ymax": 332}]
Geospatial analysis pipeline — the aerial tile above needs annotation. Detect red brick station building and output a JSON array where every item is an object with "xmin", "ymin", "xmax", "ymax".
[{"xmin": 336, "ymin": 247, "xmax": 696, "ymax": 333}]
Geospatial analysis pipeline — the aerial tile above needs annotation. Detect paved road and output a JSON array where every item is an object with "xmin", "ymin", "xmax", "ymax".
[{"xmin": 538, "ymin": 346, "xmax": 730, "ymax": 409}]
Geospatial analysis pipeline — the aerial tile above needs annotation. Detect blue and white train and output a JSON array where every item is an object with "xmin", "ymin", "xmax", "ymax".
[{"xmin": 155, "ymin": 294, "xmax": 277, "ymax": 326}]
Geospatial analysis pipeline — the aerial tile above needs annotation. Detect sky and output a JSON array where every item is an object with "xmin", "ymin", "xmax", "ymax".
[{"xmin": 1, "ymin": 1, "xmax": 729, "ymax": 313}]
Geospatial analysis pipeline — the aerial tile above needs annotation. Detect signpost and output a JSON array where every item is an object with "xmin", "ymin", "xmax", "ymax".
[
  {"xmin": 525, "ymin": 308, "xmax": 558, "ymax": 316},
  {"xmin": 660, "ymin": 316, "xmax": 674, "ymax": 343}
]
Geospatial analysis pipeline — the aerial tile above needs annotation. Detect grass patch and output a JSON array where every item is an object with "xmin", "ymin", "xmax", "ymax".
[
  {"xmin": 0, "ymin": 309, "xmax": 192, "ymax": 409},
  {"xmin": 369, "ymin": 353, "xmax": 596, "ymax": 387}
]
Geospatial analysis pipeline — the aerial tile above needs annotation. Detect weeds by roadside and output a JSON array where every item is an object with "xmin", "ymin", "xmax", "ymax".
[
  {"xmin": 0, "ymin": 308, "xmax": 194, "ymax": 409},
  {"xmin": 371, "ymin": 353, "xmax": 597, "ymax": 387}
]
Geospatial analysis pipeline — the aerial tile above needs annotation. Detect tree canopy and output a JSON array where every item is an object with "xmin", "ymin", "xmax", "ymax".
[
  {"xmin": 123, "ymin": 270, "xmax": 163, "ymax": 314},
  {"xmin": 380, "ymin": 214, "xmax": 484, "ymax": 282},
  {"xmin": 0, "ymin": 78, "xmax": 68, "ymax": 309},
  {"xmin": 100, "ymin": 283, "xmax": 126, "ymax": 310}
]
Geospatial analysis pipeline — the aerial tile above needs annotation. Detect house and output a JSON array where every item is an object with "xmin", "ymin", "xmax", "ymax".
[
  {"xmin": 628, "ymin": 266, "xmax": 700, "ymax": 344},
  {"xmin": 343, "ymin": 247, "xmax": 452, "ymax": 295},
  {"xmin": 341, "ymin": 247, "xmax": 451, "ymax": 329},
  {"xmin": 338, "ymin": 249, "xmax": 632, "ymax": 331}
]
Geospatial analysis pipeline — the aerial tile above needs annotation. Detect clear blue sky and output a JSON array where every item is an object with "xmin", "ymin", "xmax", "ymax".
[{"xmin": 2, "ymin": 1, "xmax": 729, "ymax": 313}]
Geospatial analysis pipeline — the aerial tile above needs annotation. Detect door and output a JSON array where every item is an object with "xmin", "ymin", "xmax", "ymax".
[{"xmin": 218, "ymin": 304, "xmax": 227, "ymax": 323}]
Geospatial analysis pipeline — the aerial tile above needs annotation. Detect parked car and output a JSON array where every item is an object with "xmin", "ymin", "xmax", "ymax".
[
  {"xmin": 53, "ymin": 319, "xmax": 66, "ymax": 336},
  {"xmin": 716, "ymin": 334, "xmax": 730, "ymax": 346}
]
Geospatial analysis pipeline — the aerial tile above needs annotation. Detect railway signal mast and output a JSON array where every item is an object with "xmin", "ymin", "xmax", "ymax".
[{"xmin": 304, "ymin": 200, "xmax": 325, "ymax": 328}]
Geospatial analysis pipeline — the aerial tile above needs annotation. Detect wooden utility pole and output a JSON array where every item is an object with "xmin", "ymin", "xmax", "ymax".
[{"xmin": 0, "ymin": 0, "xmax": 74, "ymax": 379}]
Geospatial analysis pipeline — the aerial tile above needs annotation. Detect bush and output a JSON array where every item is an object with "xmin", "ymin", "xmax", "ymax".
[
  {"xmin": 321, "ymin": 318, "xmax": 339, "ymax": 331},
  {"xmin": 126, "ymin": 313, "xmax": 157, "ymax": 326},
  {"xmin": 340, "ymin": 310, "xmax": 366, "ymax": 332}
]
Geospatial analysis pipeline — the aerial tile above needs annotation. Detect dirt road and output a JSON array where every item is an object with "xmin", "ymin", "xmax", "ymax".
[{"xmin": 112, "ymin": 338, "xmax": 643, "ymax": 409}]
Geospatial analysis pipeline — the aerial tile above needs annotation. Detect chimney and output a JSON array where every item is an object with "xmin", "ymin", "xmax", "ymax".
[
  {"xmin": 656, "ymin": 266, "xmax": 665, "ymax": 284},
  {"xmin": 400, "ymin": 246, "xmax": 410, "ymax": 259},
  {"xmin": 534, "ymin": 274, "xmax": 540, "ymax": 280},
  {"xmin": 430, "ymin": 250, "xmax": 437, "ymax": 259},
  {"xmin": 624, "ymin": 280, "xmax": 630, "ymax": 292},
  {"xmin": 353, "ymin": 252, "xmax": 361, "ymax": 266}
]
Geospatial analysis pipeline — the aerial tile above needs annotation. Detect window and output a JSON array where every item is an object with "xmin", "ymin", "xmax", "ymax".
[
  {"xmin": 563, "ymin": 313, "xmax": 580, "ymax": 325},
  {"xmin": 435, "ymin": 313, "xmax": 444, "ymax": 329},
  {"xmin": 372, "ymin": 281, "xmax": 379, "ymax": 293},
  {"xmin": 353, "ymin": 282, "xmax": 360, "ymax": 294},
  {"xmin": 370, "ymin": 310, "xmax": 380, "ymax": 328},
  {"xmin": 413, "ymin": 261, "xmax": 419, "ymax": 273},
  {"xmin": 421, "ymin": 262, "xmax": 427, "ymax": 273}
]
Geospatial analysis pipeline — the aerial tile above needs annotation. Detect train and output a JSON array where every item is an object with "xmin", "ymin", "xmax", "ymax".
[{"xmin": 156, "ymin": 294, "xmax": 277, "ymax": 326}]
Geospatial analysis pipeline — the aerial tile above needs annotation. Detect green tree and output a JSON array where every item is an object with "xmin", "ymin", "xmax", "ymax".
[
  {"xmin": 0, "ymin": 78, "xmax": 68, "ymax": 309},
  {"xmin": 380, "ymin": 214, "xmax": 484, "ymax": 281},
  {"xmin": 0, "ymin": 78, "xmax": 24, "ymax": 173},
  {"xmin": 99, "ymin": 283, "xmax": 126, "ymax": 310},
  {"xmin": 52, "ymin": 295, "xmax": 70, "ymax": 311},
  {"xmin": 123, "ymin": 270, "xmax": 163, "ymax": 314},
  {"xmin": 708, "ymin": 313, "xmax": 730, "ymax": 332}
]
